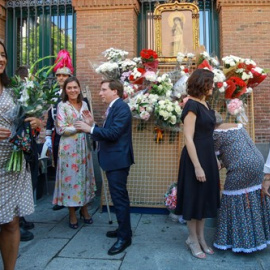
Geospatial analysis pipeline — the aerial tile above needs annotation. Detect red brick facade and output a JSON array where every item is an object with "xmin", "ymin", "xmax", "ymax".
[
  {"xmin": 0, "ymin": 0, "xmax": 5, "ymax": 42},
  {"xmin": 72, "ymin": 0, "xmax": 140, "ymax": 124},
  {"xmin": 217, "ymin": 0, "xmax": 270, "ymax": 143},
  {"xmin": 0, "ymin": 0, "xmax": 269, "ymax": 142}
]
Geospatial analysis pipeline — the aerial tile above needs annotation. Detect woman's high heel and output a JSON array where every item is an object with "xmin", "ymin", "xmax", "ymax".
[
  {"xmin": 69, "ymin": 217, "xmax": 79, "ymax": 229},
  {"xmin": 79, "ymin": 209, "xmax": 93, "ymax": 224},
  {"xmin": 185, "ymin": 239, "xmax": 206, "ymax": 259},
  {"xmin": 198, "ymin": 239, "xmax": 214, "ymax": 255}
]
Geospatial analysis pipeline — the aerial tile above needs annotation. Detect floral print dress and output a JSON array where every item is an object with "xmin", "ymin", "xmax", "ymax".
[{"xmin": 52, "ymin": 101, "xmax": 96, "ymax": 207}]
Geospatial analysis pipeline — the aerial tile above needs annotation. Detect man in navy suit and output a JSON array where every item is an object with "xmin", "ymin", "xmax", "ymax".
[{"xmin": 75, "ymin": 79, "xmax": 134, "ymax": 255}]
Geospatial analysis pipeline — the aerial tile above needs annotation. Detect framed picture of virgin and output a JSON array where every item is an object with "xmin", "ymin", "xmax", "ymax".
[{"xmin": 154, "ymin": 1, "xmax": 200, "ymax": 63}]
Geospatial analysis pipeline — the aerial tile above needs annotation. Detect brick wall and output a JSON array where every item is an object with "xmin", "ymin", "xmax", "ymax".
[
  {"xmin": 72, "ymin": 0, "xmax": 139, "ymax": 125},
  {"xmin": 217, "ymin": 0, "xmax": 270, "ymax": 143},
  {"xmin": 0, "ymin": 0, "xmax": 6, "ymax": 42}
]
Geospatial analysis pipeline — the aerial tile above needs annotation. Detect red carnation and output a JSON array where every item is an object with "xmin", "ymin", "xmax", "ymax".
[
  {"xmin": 216, "ymin": 82, "xmax": 223, "ymax": 88},
  {"xmin": 225, "ymin": 77, "xmax": 247, "ymax": 99}
]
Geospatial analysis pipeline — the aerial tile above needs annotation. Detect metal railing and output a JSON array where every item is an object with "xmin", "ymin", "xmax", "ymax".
[{"xmin": 6, "ymin": 0, "xmax": 75, "ymax": 76}]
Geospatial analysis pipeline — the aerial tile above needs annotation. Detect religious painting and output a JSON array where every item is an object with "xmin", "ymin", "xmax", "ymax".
[{"xmin": 154, "ymin": 1, "xmax": 200, "ymax": 63}]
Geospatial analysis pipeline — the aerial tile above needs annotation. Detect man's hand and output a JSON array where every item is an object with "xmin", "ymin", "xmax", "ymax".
[
  {"xmin": 82, "ymin": 110, "xmax": 94, "ymax": 126},
  {"xmin": 25, "ymin": 117, "xmax": 42, "ymax": 129},
  {"xmin": 74, "ymin": 121, "xmax": 91, "ymax": 133},
  {"xmin": 0, "ymin": 127, "xmax": 11, "ymax": 140}
]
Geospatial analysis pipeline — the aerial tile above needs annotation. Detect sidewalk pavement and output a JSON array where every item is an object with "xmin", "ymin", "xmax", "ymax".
[{"xmin": 8, "ymin": 195, "xmax": 270, "ymax": 270}]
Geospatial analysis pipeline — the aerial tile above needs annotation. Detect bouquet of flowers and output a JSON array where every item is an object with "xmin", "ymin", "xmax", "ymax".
[
  {"xmin": 247, "ymin": 66, "xmax": 268, "ymax": 88},
  {"xmin": 128, "ymin": 91, "xmax": 159, "ymax": 121},
  {"xmin": 226, "ymin": 98, "xmax": 248, "ymax": 125},
  {"xmin": 197, "ymin": 51, "xmax": 219, "ymax": 68},
  {"xmin": 149, "ymin": 73, "xmax": 173, "ymax": 97},
  {"xmin": 95, "ymin": 62, "xmax": 120, "ymax": 80},
  {"xmin": 164, "ymin": 182, "xmax": 177, "ymax": 212},
  {"xmin": 140, "ymin": 49, "xmax": 159, "ymax": 72},
  {"xmin": 154, "ymin": 99, "xmax": 182, "ymax": 129},
  {"xmin": 129, "ymin": 67, "xmax": 146, "ymax": 86},
  {"xmin": 225, "ymin": 76, "xmax": 247, "ymax": 99},
  {"xmin": 222, "ymin": 55, "xmax": 267, "ymax": 99},
  {"xmin": 164, "ymin": 182, "xmax": 186, "ymax": 223},
  {"xmin": 103, "ymin": 47, "xmax": 129, "ymax": 62},
  {"xmin": 7, "ymin": 56, "xmax": 59, "ymax": 171},
  {"xmin": 172, "ymin": 73, "xmax": 189, "ymax": 99}
]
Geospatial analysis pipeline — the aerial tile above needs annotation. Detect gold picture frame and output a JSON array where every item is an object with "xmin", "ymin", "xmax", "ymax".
[{"xmin": 154, "ymin": 1, "xmax": 200, "ymax": 63}]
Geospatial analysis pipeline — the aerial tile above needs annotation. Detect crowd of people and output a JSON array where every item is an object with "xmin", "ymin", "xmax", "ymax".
[{"xmin": 0, "ymin": 42, "xmax": 270, "ymax": 270}]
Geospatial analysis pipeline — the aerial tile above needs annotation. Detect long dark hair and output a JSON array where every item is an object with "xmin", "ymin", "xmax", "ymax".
[
  {"xmin": 61, "ymin": 76, "xmax": 83, "ymax": 103},
  {"xmin": 0, "ymin": 41, "xmax": 10, "ymax": 87}
]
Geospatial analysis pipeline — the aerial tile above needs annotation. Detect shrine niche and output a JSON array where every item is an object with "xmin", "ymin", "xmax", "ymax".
[{"xmin": 154, "ymin": 1, "xmax": 200, "ymax": 63}]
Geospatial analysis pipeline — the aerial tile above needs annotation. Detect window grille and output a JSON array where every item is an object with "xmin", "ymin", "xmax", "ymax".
[{"xmin": 6, "ymin": 0, "xmax": 75, "ymax": 76}]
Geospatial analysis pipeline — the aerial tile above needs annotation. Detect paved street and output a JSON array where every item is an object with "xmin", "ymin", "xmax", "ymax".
[{"xmin": 4, "ymin": 195, "xmax": 269, "ymax": 270}]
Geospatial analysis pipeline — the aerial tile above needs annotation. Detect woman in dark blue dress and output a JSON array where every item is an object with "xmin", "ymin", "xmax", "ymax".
[{"xmin": 175, "ymin": 69, "xmax": 220, "ymax": 259}]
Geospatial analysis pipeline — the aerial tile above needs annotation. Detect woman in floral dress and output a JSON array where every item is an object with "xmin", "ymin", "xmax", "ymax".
[
  {"xmin": 52, "ymin": 77, "xmax": 96, "ymax": 229},
  {"xmin": 213, "ymin": 114, "xmax": 270, "ymax": 253}
]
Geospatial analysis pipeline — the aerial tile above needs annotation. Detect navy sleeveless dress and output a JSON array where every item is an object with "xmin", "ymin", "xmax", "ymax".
[{"xmin": 174, "ymin": 99, "xmax": 220, "ymax": 220}]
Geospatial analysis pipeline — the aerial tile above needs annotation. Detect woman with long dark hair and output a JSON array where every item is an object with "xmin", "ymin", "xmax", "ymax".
[{"xmin": 0, "ymin": 41, "xmax": 35, "ymax": 270}]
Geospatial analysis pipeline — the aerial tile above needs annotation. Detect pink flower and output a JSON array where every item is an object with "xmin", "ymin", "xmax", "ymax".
[
  {"xmin": 63, "ymin": 144, "xmax": 71, "ymax": 151},
  {"xmin": 65, "ymin": 176, "xmax": 72, "ymax": 182},
  {"xmin": 71, "ymin": 164, "xmax": 79, "ymax": 172},
  {"xmin": 227, "ymin": 98, "xmax": 243, "ymax": 115}
]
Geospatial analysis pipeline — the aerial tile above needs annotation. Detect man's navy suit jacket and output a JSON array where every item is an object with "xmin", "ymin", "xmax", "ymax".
[{"xmin": 91, "ymin": 98, "xmax": 134, "ymax": 172}]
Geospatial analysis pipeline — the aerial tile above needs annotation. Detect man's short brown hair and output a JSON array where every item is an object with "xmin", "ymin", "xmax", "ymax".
[{"xmin": 101, "ymin": 79, "xmax": 124, "ymax": 98}]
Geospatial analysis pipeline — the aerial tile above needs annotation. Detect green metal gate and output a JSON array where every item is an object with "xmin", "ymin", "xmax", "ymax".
[{"xmin": 6, "ymin": 0, "xmax": 75, "ymax": 76}]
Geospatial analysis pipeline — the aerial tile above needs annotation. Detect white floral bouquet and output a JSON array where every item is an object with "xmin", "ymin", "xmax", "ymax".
[
  {"xmin": 103, "ymin": 47, "xmax": 128, "ymax": 62},
  {"xmin": 172, "ymin": 73, "xmax": 189, "ymax": 98},
  {"xmin": 212, "ymin": 68, "xmax": 227, "ymax": 93},
  {"xmin": 123, "ymin": 81, "xmax": 138, "ymax": 99},
  {"xmin": 128, "ymin": 91, "xmax": 159, "ymax": 121},
  {"xmin": 198, "ymin": 51, "xmax": 219, "ymax": 67},
  {"xmin": 95, "ymin": 62, "xmax": 120, "ymax": 80},
  {"xmin": 150, "ymin": 73, "xmax": 173, "ymax": 97},
  {"xmin": 176, "ymin": 52, "xmax": 195, "ymax": 64},
  {"xmin": 7, "ymin": 56, "xmax": 59, "ymax": 171},
  {"xmin": 154, "ymin": 99, "xmax": 182, "ymax": 129},
  {"xmin": 119, "ymin": 59, "xmax": 137, "ymax": 72}
]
